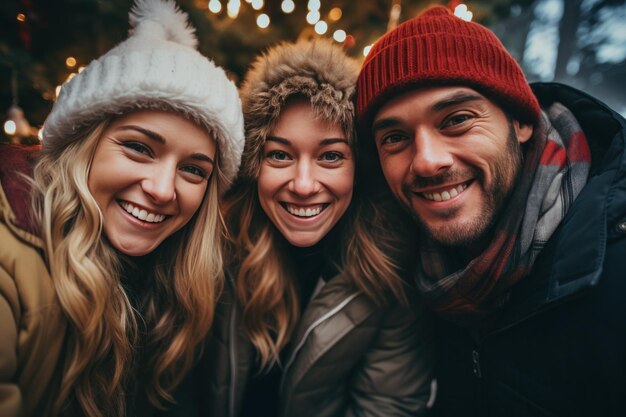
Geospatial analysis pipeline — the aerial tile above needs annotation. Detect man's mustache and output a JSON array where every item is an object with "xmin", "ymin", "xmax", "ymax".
[{"xmin": 402, "ymin": 168, "xmax": 481, "ymax": 191}]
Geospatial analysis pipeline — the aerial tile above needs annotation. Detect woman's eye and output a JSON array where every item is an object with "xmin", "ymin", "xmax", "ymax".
[
  {"xmin": 320, "ymin": 151, "xmax": 344, "ymax": 162},
  {"xmin": 267, "ymin": 150, "xmax": 290, "ymax": 161},
  {"xmin": 123, "ymin": 141, "xmax": 152, "ymax": 156},
  {"xmin": 181, "ymin": 165, "xmax": 208, "ymax": 179}
]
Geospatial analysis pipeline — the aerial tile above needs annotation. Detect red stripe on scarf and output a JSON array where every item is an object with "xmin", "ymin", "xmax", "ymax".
[
  {"xmin": 568, "ymin": 131, "xmax": 592, "ymax": 163},
  {"xmin": 540, "ymin": 140, "xmax": 566, "ymax": 167}
]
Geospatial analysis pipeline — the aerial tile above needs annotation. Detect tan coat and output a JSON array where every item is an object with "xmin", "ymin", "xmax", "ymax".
[{"xmin": 0, "ymin": 151, "xmax": 67, "ymax": 417}]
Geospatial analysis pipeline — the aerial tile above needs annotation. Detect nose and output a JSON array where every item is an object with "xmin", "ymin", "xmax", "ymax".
[
  {"xmin": 410, "ymin": 130, "xmax": 454, "ymax": 178},
  {"xmin": 288, "ymin": 160, "xmax": 320, "ymax": 197},
  {"xmin": 142, "ymin": 163, "xmax": 177, "ymax": 204}
]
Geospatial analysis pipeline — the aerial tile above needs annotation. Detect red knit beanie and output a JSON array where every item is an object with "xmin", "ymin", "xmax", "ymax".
[{"xmin": 356, "ymin": 6, "xmax": 540, "ymax": 132}]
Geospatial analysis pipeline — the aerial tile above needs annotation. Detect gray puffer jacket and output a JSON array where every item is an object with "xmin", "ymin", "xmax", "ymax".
[{"xmin": 193, "ymin": 271, "xmax": 434, "ymax": 417}]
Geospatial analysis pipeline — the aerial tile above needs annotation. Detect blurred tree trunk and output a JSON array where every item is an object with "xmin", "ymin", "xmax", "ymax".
[{"xmin": 554, "ymin": 0, "xmax": 583, "ymax": 82}]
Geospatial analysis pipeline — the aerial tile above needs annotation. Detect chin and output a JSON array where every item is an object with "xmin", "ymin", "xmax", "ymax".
[{"xmin": 284, "ymin": 234, "xmax": 322, "ymax": 248}]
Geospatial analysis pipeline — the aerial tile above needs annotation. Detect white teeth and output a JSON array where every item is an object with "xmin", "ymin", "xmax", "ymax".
[
  {"xmin": 119, "ymin": 201, "xmax": 167, "ymax": 223},
  {"xmin": 286, "ymin": 204, "xmax": 323, "ymax": 218},
  {"xmin": 423, "ymin": 183, "xmax": 468, "ymax": 202}
]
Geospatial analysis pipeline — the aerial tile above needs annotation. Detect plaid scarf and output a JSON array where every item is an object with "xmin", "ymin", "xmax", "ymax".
[{"xmin": 415, "ymin": 102, "xmax": 591, "ymax": 325}]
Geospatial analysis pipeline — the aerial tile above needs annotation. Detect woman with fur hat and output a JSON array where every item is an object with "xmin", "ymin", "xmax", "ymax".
[
  {"xmin": 196, "ymin": 39, "xmax": 434, "ymax": 417},
  {"xmin": 0, "ymin": 1, "xmax": 243, "ymax": 416}
]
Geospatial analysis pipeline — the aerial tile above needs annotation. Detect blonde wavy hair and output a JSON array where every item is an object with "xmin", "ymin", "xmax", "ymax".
[
  {"xmin": 32, "ymin": 118, "xmax": 225, "ymax": 417},
  {"xmin": 223, "ymin": 123, "xmax": 408, "ymax": 371}
]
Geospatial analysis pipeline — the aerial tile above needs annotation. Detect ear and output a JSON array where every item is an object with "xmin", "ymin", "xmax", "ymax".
[{"xmin": 514, "ymin": 120, "xmax": 533, "ymax": 144}]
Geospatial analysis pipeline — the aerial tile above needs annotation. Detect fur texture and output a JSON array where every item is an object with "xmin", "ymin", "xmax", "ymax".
[
  {"xmin": 238, "ymin": 39, "xmax": 359, "ymax": 181},
  {"xmin": 129, "ymin": 0, "xmax": 198, "ymax": 48}
]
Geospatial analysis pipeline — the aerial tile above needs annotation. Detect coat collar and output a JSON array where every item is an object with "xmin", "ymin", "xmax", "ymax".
[
  {"xmin": 281, "ymin": 271, "xmax": 373, "ymax": 397},
  {"xmin": 483, "ymin": 83, "xmax": 626, "ymax": 332}
]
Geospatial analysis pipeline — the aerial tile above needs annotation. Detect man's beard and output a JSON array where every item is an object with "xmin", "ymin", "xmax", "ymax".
[{"xmin": 402, "ymin": 120, "xmax": 524, "ymax": 249}]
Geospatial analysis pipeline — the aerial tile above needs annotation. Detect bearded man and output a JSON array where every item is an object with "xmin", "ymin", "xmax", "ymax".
[{"xmin": 356, "ymin": 5, "xmax": 626, "ymax": 417}]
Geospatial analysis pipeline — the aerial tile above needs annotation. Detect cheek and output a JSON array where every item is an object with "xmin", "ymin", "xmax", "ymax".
[
  {"xmin": 180, "ymin": 183, "xmax": 209, "ymax": 218},
  {"xmin": 380, "ymin": 157, "xmax": 405, "ymax": 189},
  {"xmin": 257, "ymin": 168, "xmax": 283, "ymax": 206},
  {"xmin": 329, "ymin": 166, "xmax": 354, "ymax": 205}
]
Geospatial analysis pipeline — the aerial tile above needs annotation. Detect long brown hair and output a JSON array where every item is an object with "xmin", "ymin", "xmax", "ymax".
[
  {"xmin": 223, "ymin": 133, "xmax": 408, "ymax": 371},
  {"xmin": 32, "ymin": 119, "xmax": 225, "ymax": 417}
]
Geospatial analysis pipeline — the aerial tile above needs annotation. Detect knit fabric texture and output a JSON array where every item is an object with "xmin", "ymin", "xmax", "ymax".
[
  {"xmin": 42, "ymin": 0, "xmax": 244, "ymax": 191},
  {"xmin": 356, "ymin": 5, "xmax": 540, "ymax": 132}
]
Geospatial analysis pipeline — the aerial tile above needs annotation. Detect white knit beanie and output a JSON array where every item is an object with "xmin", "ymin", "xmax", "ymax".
[{"xmin": 42, "ymin": 0, "xmax": 244, "ymax": 190}]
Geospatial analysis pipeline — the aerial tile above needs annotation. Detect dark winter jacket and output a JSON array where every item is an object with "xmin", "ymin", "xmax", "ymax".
[
  {"xmin": 432, "ymin": 83, "xmax": 626, "ymax": 417},
  {"xmin": 191, "ymin": 270, "xmax": 434, "ymax": 417}
]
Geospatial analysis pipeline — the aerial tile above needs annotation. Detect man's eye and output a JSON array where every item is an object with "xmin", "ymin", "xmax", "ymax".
[
  {"xmin": 123, "ymin": 141, "xmax": 152, "ymax": 155},
  {"xmin": 443, "ymin": 114, "xmax": 471, "ymax": 127},
  {"xmin": 381, "ymin": 134, "xmax": 407, "ymax": 146},
  {"xmin": 320, "ymin": 151, "xmax": 344, "ymax": 162}
]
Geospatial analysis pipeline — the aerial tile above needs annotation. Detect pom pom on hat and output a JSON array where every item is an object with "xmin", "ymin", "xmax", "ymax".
[
  {"xmin": 356, "ymin": 5, "xmax": 540, "ymax": 133},
  {"xmin": 129, "ymin": 0, "xmax": 198, "ymax": 48},
  {"xmin": 43, "ymin": 0, "xmax": 244, "ymax": 192}
]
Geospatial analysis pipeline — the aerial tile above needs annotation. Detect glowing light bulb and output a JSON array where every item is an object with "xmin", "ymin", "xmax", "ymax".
[
  {"xmin": 208, "ymin": 0, "xmax": 222, "ymax": 13},
  {"xmin": 328, "ymin": 7, "xmax": 342, "ymax": 21},
  {"xmin": 314, "ymin": 20, "xmax": 328, "ymax": 35},
  {"xmin": 308, "ymin": 0, "xmax": 321, "ymax": 11},
  {"xmin": 251, "ymin": 0, "xmax": 263, "ymax": 10},
  {"xmin": 3, "ymin": 120, "xmax": 16, "ymax": 136},
  {"xmin": 454, "ymin": 4, "xmax": 473, "ymax": 21},
  {"xmin": 363, "ymin": 44, "xmax": 372, "ymax": 57},
  {"xmin": 333, "ymin": 29, "xmax": 346, "ymax": 42},
  {"xmin": 306, "ymin": 10, "xmax": 320, "ymax": 24},
  {"xmin": 256, "ymin": 13, "xmax": 270, "ymax": 28},
  {"xmin": 227, "ymin": 0, "xmax": 240, "ymax": 18},
  {"xmin": 281, "ymin": 0, "xmax": 295, "ymax": 14},
  {"xmin": 66, "ymin": 57, "xmax": 77, "ymax": 68}
]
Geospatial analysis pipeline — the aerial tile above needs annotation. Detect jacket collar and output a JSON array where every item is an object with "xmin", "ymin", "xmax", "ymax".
[
  {"xmin": 484, "ymin": 83, "xmax": 626, "ymax": 331},
  {"xmin": 281, "ymin": 271, "xmax": 372, "ymax": 397}
]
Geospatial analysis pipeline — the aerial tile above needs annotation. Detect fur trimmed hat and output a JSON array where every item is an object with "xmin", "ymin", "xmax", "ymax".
[
  {"xmin": 238, "ymin": 38, "xmax": 359, "ymax": 181},
  {"xmin": 42, "ymin": 0, "xmax": 244, "ymax": 191}
]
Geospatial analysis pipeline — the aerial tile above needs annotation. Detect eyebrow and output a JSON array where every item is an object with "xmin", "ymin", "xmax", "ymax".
[
  {"xmin": 117, "ymin": 125, "xmax": 214, "ymax": 165},
  {"xmin": 372, "ymin": 118, "xmax": 402, "ymax": 135},
  {"xmin": 372, "ymin": 92, "xmax": 485, "ymax": 134},
  {"xmin": 266, "ymin": 136, "xmax": 349, "ymax": 146},
  {"xmin": 431, "ymin": 92, "xmax": 484, "ymax": 112}
]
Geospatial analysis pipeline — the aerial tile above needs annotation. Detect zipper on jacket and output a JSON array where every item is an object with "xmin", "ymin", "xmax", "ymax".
[
  {"xmin": 228, "ymin": 297, "xmax": 238, "ymax": 417},
  {"xmin": 279, "ymin": 292, "xmax": 361, "ymax": 403},
  {"xmin": 472, "ymin": 349, "xmax": 482, "ymax": 378}
]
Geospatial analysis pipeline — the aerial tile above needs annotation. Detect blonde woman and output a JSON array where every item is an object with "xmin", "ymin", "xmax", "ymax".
[
  {"xmin": 195, "ymin": 39, "xmax": 434, "ymax": 417},
  {"xmin": 0, "ymin": 1, "xmax": 243, "ymax": 416}
]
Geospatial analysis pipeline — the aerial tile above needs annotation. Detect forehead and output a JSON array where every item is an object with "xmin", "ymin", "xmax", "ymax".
[
  {"xmin": 373, "ymin": 86, "xmax": 490, "ymax": 122},
  {"xmin": 270, "ymin": 100, "xmax": 348, "ymax": 143}
]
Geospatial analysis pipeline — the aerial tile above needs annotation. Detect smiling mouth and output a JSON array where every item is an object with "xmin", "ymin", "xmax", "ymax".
[
  {"xmin": 420, "ymin": 181, "xmax": 471, "ymax": 202},
  {"xmin": 119, "ymin": 201, "xmax": 168, "ymax": 223},
  {"xmin": 281, "ymin": 203, "xmax": 328, "ymax": 218}
]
